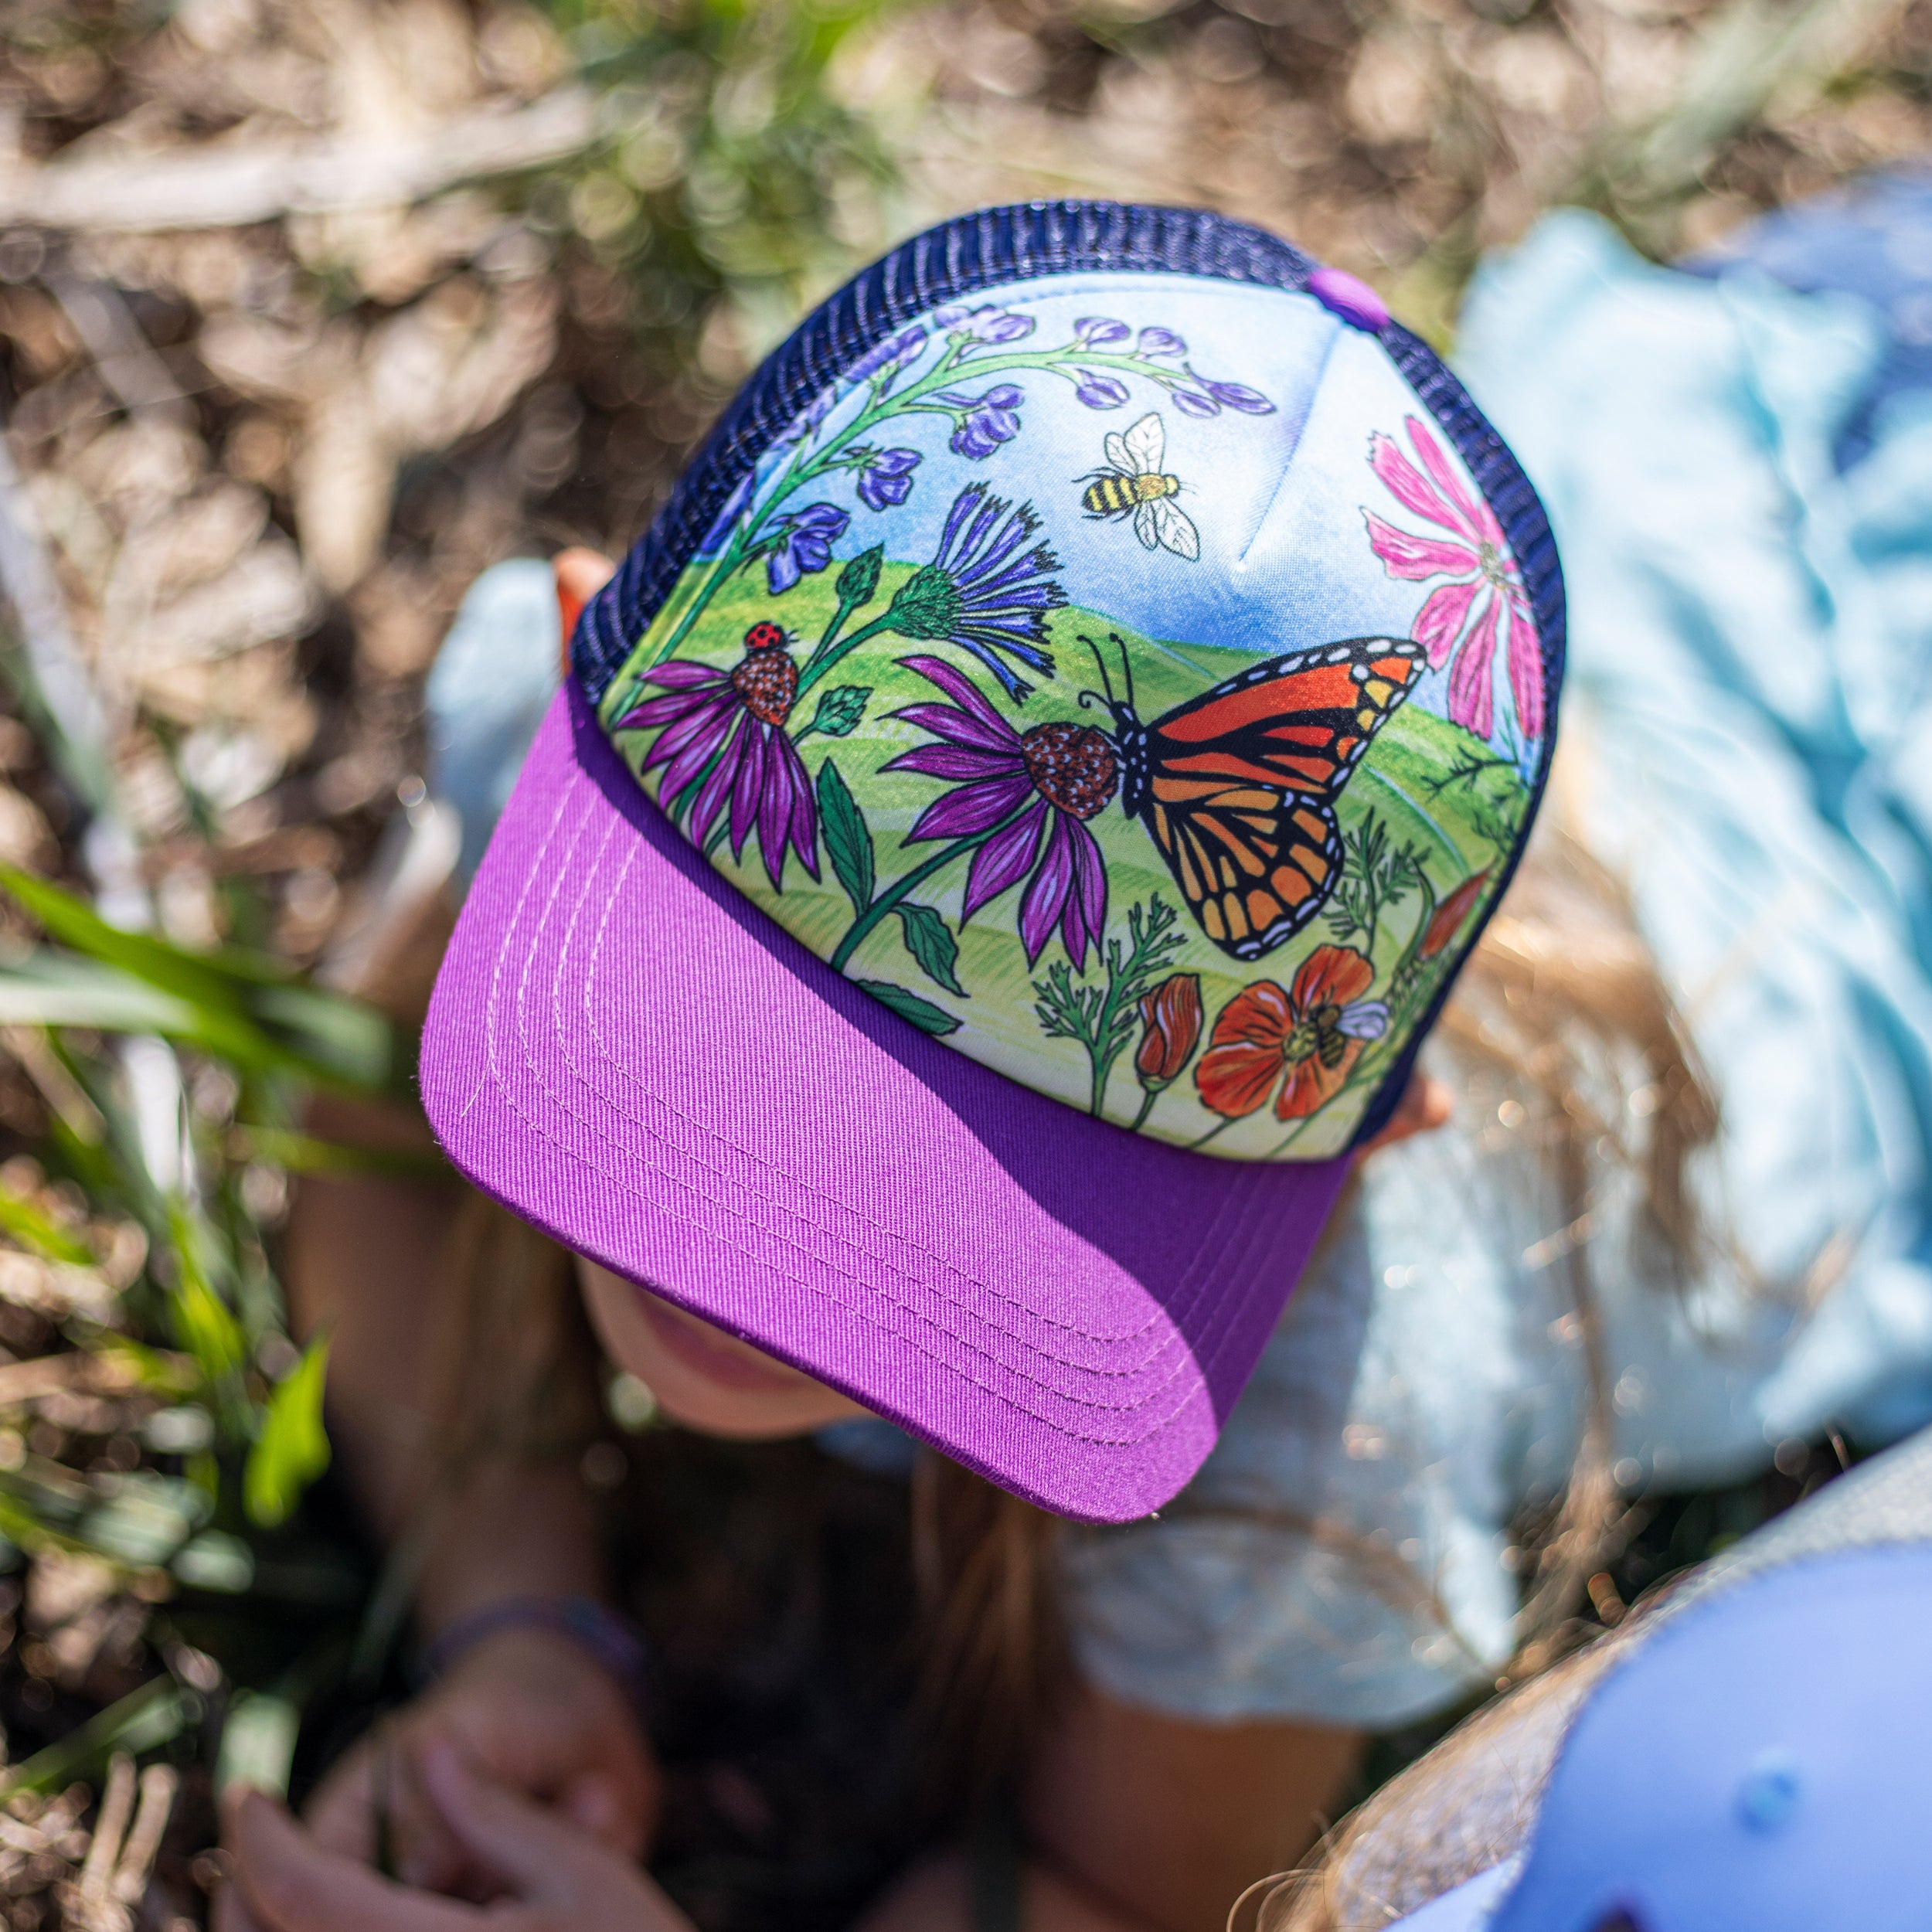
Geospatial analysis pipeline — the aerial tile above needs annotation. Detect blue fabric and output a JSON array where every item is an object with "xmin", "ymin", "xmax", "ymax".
[
  {"xmin": 424, "ymin": 560, "xmax": 560, "ymax": 881},
  {"xmin": 1688, "ymin": 165, "xmax": 1932, "ymax": 468},
  {"xmin": 1051, "ymin": 204, "xmax": 1932, "ymax": 1726}
]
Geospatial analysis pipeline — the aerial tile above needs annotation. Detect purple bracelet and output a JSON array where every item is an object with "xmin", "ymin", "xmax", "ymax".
[{"xmin": 419, "ymin": 1595, "xmax": 651, "ymax": 1709}]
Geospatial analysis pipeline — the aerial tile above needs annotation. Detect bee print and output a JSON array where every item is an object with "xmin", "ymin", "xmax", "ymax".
[{"xmin": 1079, "ymin": 412, "xmax": 1201, "ymax": 561}]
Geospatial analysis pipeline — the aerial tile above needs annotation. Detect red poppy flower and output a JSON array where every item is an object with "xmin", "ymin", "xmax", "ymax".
[
  {"xmin": 1196, "ymin": 945, "xmax": 1386, "ymax": 1122},
  {"xmin": 1135, "ymin": 975, "xmax": 1203, "ymax": 1090},
  {"xmin": 1420, "ymin": 869, "xmax": 1491, "ymax": 960}
]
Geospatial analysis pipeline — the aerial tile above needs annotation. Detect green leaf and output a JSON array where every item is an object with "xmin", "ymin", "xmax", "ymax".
[
  {"xmin": 244, "ymin": 1335, "xmax": 331, "ymax": 1529},
  {"xmin": 0, "ymin": 1677, "xmax": 187, "ymax": 1797},
  {"xmin": 811, "ymin": 685, "xmax": 870, "ymax": 738},
  {"xmin": 855, "ymin": 981, "xmax": 959, "ymax": 1036},
  {"xmin": 894, "ymin": 903, "xmax": 965, "ymax": 995},
  {"xmin": 818, "ymin": 759, "xmax": 874, "ymax": 914},
  {"xmin": 172, "ymin": 1277, "xmax": 247, "ymax": 1387},
  {"xmin": 835, "ymin": 543, "xmax": 883, "ymax": 607},
  {"xmin": 0, "ymin": 1182, "xmax": 91, "ymax": 1267},
  {"xmin": 0, "ymin": 869, "xmax": 397, "ymax": 1094}
]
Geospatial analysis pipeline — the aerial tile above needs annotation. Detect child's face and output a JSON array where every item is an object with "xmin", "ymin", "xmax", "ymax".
[{"xmin": 575, "ymin": 1255, "xmax": 866, "ymax": 1438}]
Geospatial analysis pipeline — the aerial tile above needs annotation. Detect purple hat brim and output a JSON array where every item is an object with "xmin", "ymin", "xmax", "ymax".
[{"xmin": 420, "ymin": 685, "xmax": 1349, "ymax": 1524}]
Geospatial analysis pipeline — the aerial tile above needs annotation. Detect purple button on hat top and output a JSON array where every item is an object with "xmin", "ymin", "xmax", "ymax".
[{"xmin": 1308, "ymin": 267, "xmax": 1389, "ymax": 332}]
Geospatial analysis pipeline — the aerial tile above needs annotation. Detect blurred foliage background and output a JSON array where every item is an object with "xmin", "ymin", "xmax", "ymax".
[{"xmin": 0, "ymin": 0, "xmax": 1917, "ymax": 1924}]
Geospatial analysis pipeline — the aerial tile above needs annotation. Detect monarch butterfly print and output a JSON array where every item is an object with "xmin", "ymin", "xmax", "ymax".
[{"xmin": 1091, "ymin": 636, "xmax": 1426, "ymax": 960}]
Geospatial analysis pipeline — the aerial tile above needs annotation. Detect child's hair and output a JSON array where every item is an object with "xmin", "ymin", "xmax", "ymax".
[
  {"xmin": 906, "ymin": 818, "xmax": 1727, "ymax": 1803},
  {"xmin": 1246, "ymin": 1631, "xmax": 1631, "ymax": 1932}
]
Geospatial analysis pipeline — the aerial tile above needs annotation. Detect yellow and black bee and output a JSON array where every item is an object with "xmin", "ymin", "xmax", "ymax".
[{"xmin": 1078, "ymin": 412, "xmax": 1200, "ymax": 560}]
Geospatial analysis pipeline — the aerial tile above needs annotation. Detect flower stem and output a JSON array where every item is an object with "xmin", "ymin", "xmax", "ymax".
[
  {"xmin": 638, "ymin": 345, "xmax": 1189, "ymax": 685},
  {"xmin": 828, "ymin": 804, "xmax": 1032, "ymax": 976},
  {"xmin": 1130, "ymin": 1086, "xmax": 1158, "ymax": 1133},
  {"xmin": 1190, "ymin": 1116, "xmax": 1234, "ymax": 1151},
  {"xmin": 796, "ymin": 612, "xmax": 895, "ymax": 700}
]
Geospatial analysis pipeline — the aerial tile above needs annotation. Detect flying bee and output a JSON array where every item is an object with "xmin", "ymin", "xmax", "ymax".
[{"xmin": 1079, "ymin": 411, "xmax": 1201, "ymax": 561}]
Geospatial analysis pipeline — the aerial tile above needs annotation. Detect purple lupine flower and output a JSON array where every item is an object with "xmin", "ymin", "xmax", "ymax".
[
  {"xmin": 883, "ymin": 655, "xmax": 1110, "ymax": 969},
  {"xmin": 1172, "ymin": 389, "xmax": 1219, "ymax": 418},
  {"xmin": 1072, "ymin": 369, "xmax": 1130, "ymax": 410},
  {"xmin": 879, "ymin": 483, "xmax": 1066, "ymax": 701},
  {"xmin": 614, "ymin": 630, "xmax": 818, "ymax": 889},
  {"xmin": 856, "ymin": 447, "xmax": 921, "ymax": 512},
  {"xmin": 1073, "ymin": 315, "xmax": 1131, "ymax": 346},
  {"xmin": 765, "ymin": 502, "xmax": 849, "ymax": 594},
  {"xmin": 1200, "ymin": 377, "xmax": 1274, "ymax": 415},
  {"xmin": 850, "ymin": 325, "xmax": 927, "ymax": 382},
  {"xmin": 1137, "ymin": 326, "xmax": 1187, "ymax": 359},
  {"xmin": 935, "ymin": 304, "xmax": 1035, "ymax": 344},
  {"xmin": 934, "ymin": 383, "xmax": 1025, "ymax": 459},
  {"xmin": 696, "ymin": 467, "xmax": 755, "ymax": 556}
]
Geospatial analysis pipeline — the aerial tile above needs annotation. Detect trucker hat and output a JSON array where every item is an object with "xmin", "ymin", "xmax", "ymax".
[
  {"xmin": 419, "ymin": 200, "xmax": 1565, "ymax": 1522},
  {"xmin": 1376, "ymin": 1425, "xmax": 1932, "ymax": 1931}
]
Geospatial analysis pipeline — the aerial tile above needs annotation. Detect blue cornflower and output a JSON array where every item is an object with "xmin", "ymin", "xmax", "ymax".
[
  {"xmin": 934, "ymin": 383, "xmax": 1024, "ymax": 459},
  {"xmin": 880, "ymin": 484, "xmax": 1066, "ymax": 701},
  {"xmin": 857, "ymin": 447, "xmax": 921, "ymax": 511},
  {"xmin": 765, "ymin": 503, "xmax": 849, "ymax": 594}
]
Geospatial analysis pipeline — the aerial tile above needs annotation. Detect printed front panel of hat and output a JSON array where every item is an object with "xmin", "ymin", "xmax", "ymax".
[{"xmin": 597, "ymin": 272, "xmax": 1545, "ymax": 1160}]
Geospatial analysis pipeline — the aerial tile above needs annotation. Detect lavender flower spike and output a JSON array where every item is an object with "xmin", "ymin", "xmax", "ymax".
[
  {"xmin": 936, "ymin": 304, "xmax": 1036, "ymax": 344},
  {"xmin": 935, "ymin": 384, "xmax": 1025, "ymax": 460},
  {"xmin": 1073, "ymin": 369, "xmax": 1130, "ymax": 410},
  {"xmin": 1073, "ymin": 315, "xmax": 1131, "ymax": 347},
  {"xmin": 1201, "ymin": 377, "xmax": 1274, "ymax": 415},
  {"xmin": 850, "ymin": 325, "xmax": 927, "ymax": 382},
  {"xmin": 1137, "ymin": 326, "xmax": 1187, "ymax": 358}
]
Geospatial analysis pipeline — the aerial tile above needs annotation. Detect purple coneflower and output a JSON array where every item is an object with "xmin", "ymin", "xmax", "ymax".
[
  {"xmin": 883, "ymin": 656, "xmax": 1111, "ymax": 969},
  {"xmin": 615, "ymin": 624, "xmax": 819, "ymax": 889}
]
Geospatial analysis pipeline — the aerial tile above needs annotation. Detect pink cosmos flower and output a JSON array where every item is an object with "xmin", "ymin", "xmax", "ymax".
[{"xmin": 1363, "ymin": 417, "xmax": 1543, "ymax": 743}]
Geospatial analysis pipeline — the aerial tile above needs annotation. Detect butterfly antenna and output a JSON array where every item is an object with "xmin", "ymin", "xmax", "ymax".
[
  {"xmin": 1080, "ymin": 634, "xmax": 1117, "ymax": 710},
  {"xmin": 1111, "ymin": 634, "xmax": 1136, "ymax": 715}
]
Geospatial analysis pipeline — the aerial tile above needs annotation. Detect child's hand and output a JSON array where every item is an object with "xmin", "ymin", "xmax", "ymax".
[
  {"xmin": 298, "ymin": 1627, "xmax": 659, "ymax": 1895},
  {"xmin": 222, "ymin": 1743, "xmax": 693, "ymax": 1932}
]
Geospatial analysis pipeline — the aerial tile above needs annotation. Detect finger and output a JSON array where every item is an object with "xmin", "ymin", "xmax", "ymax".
[
  {"xmin": 1359, "ymin": 1072, "xmax": 1454, "ymax": 1157},
  {"xmin": 417, "ymin": 1745, "xmax": 590, "ymax": 1900},
  {"xmin": 421, "ymin": 1753, "xmax": 695, "ymax": 1932},
  {"xmin": 306, "ymin": 1729, "xmax": 467, "ymax": 1893},
  {"xmin": 213, "ymin": 1864, "xmax": 267, "ymax": 1932},
  {"xmin": 560, "ymin": 1775, "xmax": 621, "ymax": 1841},
  {"xmin": 227, "ymin": 1791, "xmax": 487, "ymax": 1932}
]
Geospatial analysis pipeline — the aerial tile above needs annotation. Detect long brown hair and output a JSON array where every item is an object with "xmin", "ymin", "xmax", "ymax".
[{"xmin": 902, "ymin": 821, "xmax": 1725, "ymax": 1822}]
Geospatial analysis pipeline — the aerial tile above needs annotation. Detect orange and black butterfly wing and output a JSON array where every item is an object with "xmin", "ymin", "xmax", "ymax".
[{"xmin": 1131, "ymin": 637, "xmax": 1425, "ymax": 960}]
